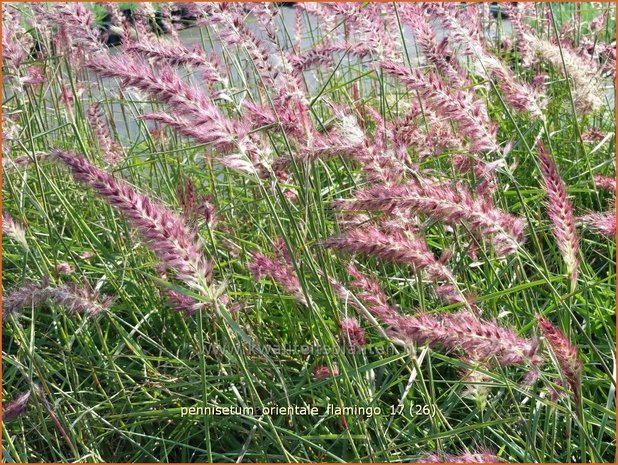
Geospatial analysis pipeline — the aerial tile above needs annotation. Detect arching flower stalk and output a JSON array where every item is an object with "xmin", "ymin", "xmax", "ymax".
[{"xmin": 54, "ymin": 150, "xmax": 222, "ymax": 304}]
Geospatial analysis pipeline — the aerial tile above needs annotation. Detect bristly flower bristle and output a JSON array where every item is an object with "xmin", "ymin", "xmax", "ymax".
[
  {"xmin": 248, "ymin": 238, "xmax": 307, "ymax": 305},
  {"xmin": 2, "ymin": 210, "xmax": 28, "ymax": 248},
  {"xmin": 321, "ymin": 226, "xmax": 468, "ymax": 305},
  {"xmin": 54, "ymin": 150, "xmax": 217, "ymax": 300},
  {"xmin": 380, "ymin": 61, "xmax": 499, "ymax": 153},
  {"xmin": 536, "ymin": 315, "xmax": 583, "ymax": 411},
  {"xmin": 2, "ymin": 279, "xmax": 112, "ymax": 320},
  {"xmin": 339, "ymin": 317, "xmax": 366, "ymax": 351},
  {"xmin": 593, "ymin": 174, "xmax": 616, "ymax": 192},
  {"xmin": 580, "ymin": 211, "xmax": 616, "ymax": 237},
  {"xmin": 2, "ymin": 390, "xmax": 31, "ymax": 422},
  {"xmin": 332, "ymin": 179, "xmax": 525, "ymax": 257},
  {"xmin": 538, "ymin": 144, "xmax": 580, "ymax": 286},
  {"xmin": 86, "ymin": 103, "xmax": 123, "ymax": 166}
]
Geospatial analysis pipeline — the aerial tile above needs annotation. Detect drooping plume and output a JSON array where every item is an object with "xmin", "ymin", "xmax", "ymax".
[
  {"xmin": 332, "ymin": 179, "xmax": 526, "ymax": 257},
  {"xmin": 3, "ymin": 279, "xmax": 112, "ymax": 320},
  {"xmin": 86, "ymin": 103, "xmax": 123, "ymax": 166},
  {"xmin": 2, "ymin": 390, "xmax": 31, "ymax": 422},
  {"xmin": 54, "ymin": 150, "xmax": 218, "ymax": 301},
  {"xmin": 248, "ymin": 237, "xmax": 307, "ymax": 305},
  {"xmin": 381, "ymin": 61, "xmax": 498, "ymax": 153},
  {"xmin": 321, "ymin": 226, "xmax": 467, "ymax": 305},
  {"xmin": 580, "ymin": 210, "xmax": 616, "ymax": 237}
]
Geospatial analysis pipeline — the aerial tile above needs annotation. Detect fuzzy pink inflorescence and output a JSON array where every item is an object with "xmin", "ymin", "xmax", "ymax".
[
  {"xmin": 393, "ymin": 310, "xmax": 542, "ymax": 368},
  {"xmin": 340, "ymin": 265, "xmax": 541, "ymax": 371},
  {"xmin": 2, "ymin": 210, "xmax": 28, "ymax": 247},
  {"xmin": 593, "ymin": 174, "xmax": 616, "ymax": 192},
  {"xmin": 248, "ymin": 238, "xmax": 307, "ymax": 305},
  {"xmin": 344, "ymin": 264, "xmax": 402, "ymax": 326},
  {"xmin": 86, "ymin": 103, "xmax": 123, "ymax": 166},
  {"xmin": 580, "ymin": 211, "xmax": 616, "ymax": 237},
  {"xmin": 538, "ymin": 145, "xmax": 580, "ymax": 286},
  {"xmin": 54, "ymin": 150, "xmax": 215, "ymax": 298},
  {"xmin": 380, "ymin": 61, "xmax": 498, "ymax": 153},
  {"xmin": 2, "ymin": 391, "xmax": 31, "ymax": 422},
  {"xmin": 87, "ymin": 55, "xmax": 254, "ymax": 161},
  {"xmin": 313, "ymin": 364, "xmax": 339, "ymax": 380},
  {"xmin": 399, "ymin": 5, "xmax": 468, "ymax": 88},
  {"xmin": 339, "ymin": 317, "xmax": 366, "ymax": 351},
  {"xmin": 332, "ymin": 179, "xmax": 525, "ymax": 257},
  {"xmin": 536, "ymin": 315, "xmax": 583, "ymax": 407},
  {"xmin": 2, "ymin": 279, "xmax": 112, "ymax": 320},
  {"xmin": 321, "ymin": 226, "xmax": 467, "ymax": 305}
]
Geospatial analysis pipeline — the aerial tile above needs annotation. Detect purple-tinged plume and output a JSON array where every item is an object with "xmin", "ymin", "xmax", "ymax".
[
  {"xmin": 580, "ymin": 211, "xmax": 616, "ymax": 237},
  {"xmin": 393, "ymin": 310, "xmax": 543, "ymax": 369},
  {"xmin": 54, "ymin": 150, "xmax": 217, "ymax": 300},
  {"xmin": 332, "ymin": 179, "xmax": 525, "ymax": 257},
  {"xmin": 3, "ymin": 279, "xmax": 112, "ymax": 320},
  {"xmin": 87, "ymin": 103, "xmax": 123, "ymax": 166},
  {"xmin": 538, "ymin": 145, "xmax": 580, "ymax": 286},
  {"xmin": 125, "ymin": 39, "xmax": 223, "ymax": 83},
  {"xmin": 321, "ymin": 226, "xmax": 467, "ymax": 305},
  {"xmin": 594, "ymin": 174, "xmax": 616, "ymax": 192},
  {"xmin": 340, "ymin": 317, "xmax": 366, "ymax": 351},
  {"xmin": 536, "ymin": 315, "xmax": 583, "ymax": 411},
  {"xmin": 2, "ymin": 390, "xmax": 31, "ymax": 422},
  {"xmin": 381, "ymin": 62, "xmax": 498, "ymax": 153},
  {"xmin": 2, "ymin": 210, "xmax": 28, "ymax": 248},
  {"xmin": 248, "ymin": 238, "xmax": 307, "ymax": 305},
  {"xmin": 314, "ymin": 364, "xmax": 339, "ymax": 380}
]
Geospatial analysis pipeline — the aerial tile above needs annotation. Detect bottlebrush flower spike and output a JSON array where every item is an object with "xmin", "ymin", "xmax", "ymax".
[
  {"xmin": 340, "ymin": 317, "xmax": 366, "ymax": 351},
  {"xmin": 580, "ymin": 211, "xmax": 616, "ymax": 237},
  {"xmin": 248, "ymin": 238, "xmax": 307, "ymax": 305},
  {"xmin": 337, "ymin": 267, "xmax": 541, "ymax": 369},
  {"xmin": 2, "ymin": 279, "xmax": 112, "ymax": 320},
  {"xmin": 431, "ymin": 3, "xmax": 544, "ymax": 118},
  {"xmin": 321, "ymin": 225, "xmax": 467, "ymax": 305},
  {"xmin": 54, "ymin": 262, "xmax": 74, "ymax": 275},
  {"xmin": 381, "ymin": 61, "xmax": 498, "ymax": 153},
  {"xmin": 536, "ymin": 315, "xmax": 583, "ymax": 409},
  {"xmin": 141, "ymin": 113, "xmax": 245, "ymax": 154},
  {"xmin": 2, "ymin": 391, "xmax": 31, "ymax": 422},
  {"xmin": 125, "ymin": 39, "xmax": 223, "ymax": 82},
  {"xmin": 399, "ymin": 5, "xmax": 469, "ymax": 88},
  {"xmin": 39, "ymin": 3, "xmax": 102, "ymax": 52},
  {"xmin": 394, "ymin": 310, "xmax": 543, "ymax": 368},
  {"xmin": 87, "ymin": 103, "xmax": 123, "ymax": 166},
  {"xmin": 88, "ymin": 55, "xmax": 234, "ymax": 133},
  {"xmin": 176, "ymin": 177, "xmax": 216, "ymax": 227},
  {"xmin": 2, "ymin": 7, "xmax": 34, "ymax": 69},
  {"xmin": 2, "ymin": 210, "xmax": 28, "ymax": 248},
  {"xmin": 344, "ymin": 264, "xmax": 402, "ymax": 326},
  {"xmin": 593, "ymin": 174, "xmax": 616, "ymax": 192},
  {"xmin": 165, "ymin": 289, "xmax": 205, "ymax": 316},
  {"xmin": 525, "ymin": 31, "xmax": 604, "ymax": 114},
  {"xmin": 2, "ymin": 152, "xmax": 49, "ymax": 174},
  {"xmin": 538, "ymin": 145, "xmax": 580, "ymax": 286},
  {"xmin": 54, "ymin": 150, "xmax": 217, "ymax": 300},
  {"xmin": 332, "ymin": 179, "xmax": 525, "ymax": 257}
]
